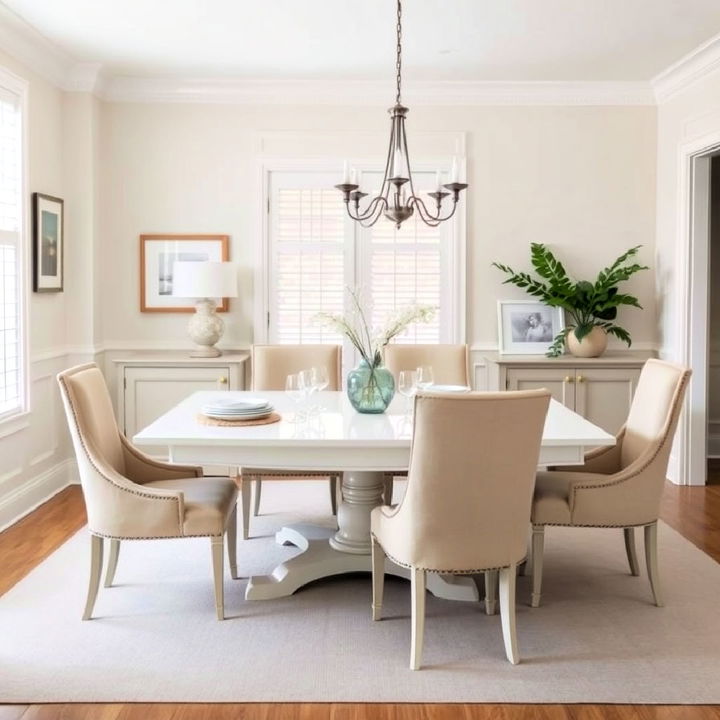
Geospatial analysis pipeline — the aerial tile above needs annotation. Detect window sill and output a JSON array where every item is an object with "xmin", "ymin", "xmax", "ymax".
[{"xmin": 0, "ymin": 411, "xmax": 30, "ymax": 439}]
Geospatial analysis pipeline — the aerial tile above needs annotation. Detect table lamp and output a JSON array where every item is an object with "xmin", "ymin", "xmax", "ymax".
[{"xmin": 172, "ymin": 261, "xmax": 238, "ymax": 357}]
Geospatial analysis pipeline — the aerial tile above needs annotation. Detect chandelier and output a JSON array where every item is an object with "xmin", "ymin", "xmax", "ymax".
[{"xmin": 335, "ymin": 0, "xmax": 468, "ymax": 229}]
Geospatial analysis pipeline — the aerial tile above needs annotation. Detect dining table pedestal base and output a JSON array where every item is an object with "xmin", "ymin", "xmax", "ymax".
[{"xmin": 244, "ymin": 523, "xmax": 479, "ymax": 602}]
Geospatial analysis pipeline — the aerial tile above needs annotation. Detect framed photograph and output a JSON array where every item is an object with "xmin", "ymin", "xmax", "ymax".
[
  {"xmin": 497, "ymin": 301, "xmax": 564, "ymax": 355},
  {"xmin": 140, "ymin": 234, "xmax": 230, "ymax": 312},
  {"xmin": 32, "ymin": 193, "xmax": 64, "ymax": 292}
]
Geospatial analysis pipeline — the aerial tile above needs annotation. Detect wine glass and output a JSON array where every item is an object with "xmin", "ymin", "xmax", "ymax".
[
  {"xmin": 311, "ymin": 366, "xmax": 330, "ymax": 392},
  {"xmin": 416, "ymin": 365, "xmax": 434, "ymax": 391},
  {"xmin": 398, "ymin": 370, "xmax": 418, "ymax": 414},
  {"xmin": 285, "ymin": 373, "xmax": 305, "ymax": 422}
]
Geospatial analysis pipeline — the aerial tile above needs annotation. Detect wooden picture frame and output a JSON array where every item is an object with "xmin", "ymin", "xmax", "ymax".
[
  {"xmin": 140, "ymin": 234, "xmax": 230, "ymax": 312},
  {"xmin": 497, "ymin": 300, "xmax": 565, "ymax": 355},
  {"xmin": 32, "ymin": 193, "xmax": 64, "ymax": 292}
]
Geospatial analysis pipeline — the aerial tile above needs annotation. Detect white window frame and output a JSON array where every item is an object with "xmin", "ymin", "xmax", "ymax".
[
  {"xmin": 255, "ymin": 158, "xmax": 466, "ymax": 354},
  {"xmin": 0, "ymin": 66, "xmax": 29, "ymax": 428}
]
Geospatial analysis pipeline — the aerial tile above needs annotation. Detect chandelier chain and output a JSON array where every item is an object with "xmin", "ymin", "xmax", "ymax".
[{"xmin": 395, "ymin": 0, "xmax": 402, "ymax": 104}]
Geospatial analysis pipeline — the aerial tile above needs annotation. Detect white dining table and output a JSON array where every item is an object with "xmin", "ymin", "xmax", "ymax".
[{"xmin": 134, "ymin": 390, "xmax": 615, "ymax": 602}]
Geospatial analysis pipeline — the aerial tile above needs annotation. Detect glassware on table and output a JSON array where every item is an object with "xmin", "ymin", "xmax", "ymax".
[
  {"xmin": 398, "ymin": 370, "xmax": 418, "ymax": 414},
  {"xmin": 285, "ymin": 373, "xmax": 306, "ymax": 422},
  {"xmin": 416, "ymin": 365, "xmax": 434, "ymax": 391},
  {"xmin": 311, "ymin": 366, "xmax": 330, "ymax": 392}
]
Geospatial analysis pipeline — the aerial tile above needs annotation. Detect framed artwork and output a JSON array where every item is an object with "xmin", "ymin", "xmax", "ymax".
[
  {"xmin": 497, "ymin": 301, "xmax": 564, "ymax": 355},
  {"xmin": 32, "ymin": 193, "xmax": 64, "ymax": 292},
  {"xmin": 140, "ymin": 234, "xmax": 230, "ymax": 312}
]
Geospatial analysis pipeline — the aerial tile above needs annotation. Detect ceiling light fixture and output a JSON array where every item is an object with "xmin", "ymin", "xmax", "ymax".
[{"xmin": 335, "ymin": 0, "xmax": 468, "ymax": 229}]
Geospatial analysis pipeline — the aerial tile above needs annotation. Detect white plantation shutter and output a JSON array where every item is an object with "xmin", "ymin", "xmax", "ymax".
[
  {"xmin": 269, "ymin": 172, "xmax": 346, "ymax": 344},
  {"xmin": 0, "ymin": 79, "xmax": 24, "ymax": 420},
  {"xmin": 266, "ymin": 168, "xmax": 458, "ymax": 354},
  {"xmin": 359, "ymin": 171, "xmax": 449, "ymax": 344}
]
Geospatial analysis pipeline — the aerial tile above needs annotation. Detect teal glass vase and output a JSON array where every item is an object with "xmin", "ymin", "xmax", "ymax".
[{"xmin": 347, "ymin": 359, "xmax": 395, "ymax": 414}]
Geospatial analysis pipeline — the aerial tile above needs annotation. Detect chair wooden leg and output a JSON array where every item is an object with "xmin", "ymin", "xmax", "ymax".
[
  {"xmin": 82, "ymin": 534, "xmax": 104, "ymax": 621},
  {"xmin": 211, "ymin": 536, "xmax": 225, "ymax": 620},
  {"xmin": 484, "ymin": 570, "xmax": 498, "ymax": 615},
  {"xmin": 530, "ymin": 524, "xmax": 545, "ymax": 608},
  {"xmin": 644, "ymin": 521, "xmax": 663, "ymax": 607},
  {"xmin": 371, "ymin": 536, "xmax": 385, "ymax": 621},
  {"xmin": 383, "ymin": 475, "xmax": 394, "ymax": 505},
  {"xmin": 624, "ymin": 527, "xmax": 640, "ymax": 576},
  {"xmin": 410, "ymin": 567, "xmax": 426, "ymax": 671},
  {"xmin": 226, "ymin": 505, "xmax": 238, "ymax": 580},
  {"xmin": 330, "ymin": 476, "xmax": 338, "ymax": 516},
  {"xmin": 239, "ymin": 475, "xmax": 251, "ymax": 540},
  {"xmin": 104, "ymin": 538, "xmax": 120, "ymax": 588},
  {"xmin": 499, "ymin": 564, "xmax": 519, "ymax": 665},
  {"xmin": 253, "ymin": 477, "xmax": 263, "ymax": 516}
]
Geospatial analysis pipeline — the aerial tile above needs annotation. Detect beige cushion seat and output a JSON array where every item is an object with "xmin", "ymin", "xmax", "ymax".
[
  {"xmin": 145, "ymin": 477, "xmax": 238, "ymax": 536},
  {"xmin": 57, "ymin": 363, "xmax": 239, "ymax": 621},
  {"xmin": 371, "ymin": 389, "xmax": 551, "ymax": 669},
  {"xmin": 532, "ymin": 471, "xmax": 591, "ymax": 525},
  {"xmin": 240, "ymin": 344, "xmax": 343, "ymax": 539},
  {"xmin": 529, "ymin": 359, "xmax": 691, "ymax": 610}
]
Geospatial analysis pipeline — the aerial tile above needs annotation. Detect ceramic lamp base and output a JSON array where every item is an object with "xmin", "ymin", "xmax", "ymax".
[{"xmin": 186, "ymin": 298, "xmax": 224, "ymax": 358}]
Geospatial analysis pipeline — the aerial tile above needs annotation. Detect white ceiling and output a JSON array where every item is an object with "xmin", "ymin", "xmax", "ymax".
[{"xmin": 3, "ymin": 0, "xmax": 720, "ymax": 83}]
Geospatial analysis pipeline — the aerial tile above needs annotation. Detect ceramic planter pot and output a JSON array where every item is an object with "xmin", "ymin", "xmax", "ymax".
[{"xmin": 567, "ymin": 326, "xmax": 608, "ymax": 358}]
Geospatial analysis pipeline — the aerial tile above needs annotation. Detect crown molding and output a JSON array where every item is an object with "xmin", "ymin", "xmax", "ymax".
[
  {"xmin": 98, "ymin": 76, "xmax": 655, "ymax": 106},
  {"xmin": 652, "ymin": 32, "xmax": 720, "ymax": 104}
]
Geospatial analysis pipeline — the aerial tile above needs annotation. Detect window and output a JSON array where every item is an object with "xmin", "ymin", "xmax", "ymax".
[
  {"xmin": 0, "ymin": 70, "xmax": 26, "ymax": 421},
  {"xmin": 266, "ymin": 168, "xmax": 462, "ymax": 355}
]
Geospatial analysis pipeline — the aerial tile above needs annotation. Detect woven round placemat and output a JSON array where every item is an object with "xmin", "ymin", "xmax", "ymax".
[{"xmin": 196, "ymin": 411, "xmax": 282, "ymax": 427}]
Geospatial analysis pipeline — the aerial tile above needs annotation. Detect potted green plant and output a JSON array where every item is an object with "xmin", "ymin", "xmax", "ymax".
[{"xmin": 492, "ymin": 244, "xmax": 648, "ymax": 358}]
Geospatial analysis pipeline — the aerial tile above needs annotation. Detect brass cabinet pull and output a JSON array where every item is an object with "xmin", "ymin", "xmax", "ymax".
[
  {"xmin": 564, "ymin": 376, "xmax": 574, "ymax": 383},
  {"xmin": 576, "ymin": 375, "xmax": 585, "ymax": 383},
  {"xmin": 218, "ymin": 376, "xmax": 228, "ymax": 385}
]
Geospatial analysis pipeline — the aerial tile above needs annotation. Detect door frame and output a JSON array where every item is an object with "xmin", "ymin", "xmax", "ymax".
[{"xmin": 674, "ymin": 133, "xmax": 720, "ymax": 485}]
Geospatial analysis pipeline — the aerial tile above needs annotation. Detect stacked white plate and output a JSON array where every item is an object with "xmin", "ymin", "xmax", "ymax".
[
  {"xmin": 201, "ymin": 397, "xmax": 274, "ymax": 421},
  {"xmin": 427, "ymin": 384, "xmax": 471, "ymax": 393}
]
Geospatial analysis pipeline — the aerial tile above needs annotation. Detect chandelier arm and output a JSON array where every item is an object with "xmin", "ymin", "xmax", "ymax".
[
  {"xmin": 409, "ymin": 195, "xmax": 459, "ymax": 226},
  {"xmin": 345, "ymin": 195, "xmax": 388, "ymax": 223}
]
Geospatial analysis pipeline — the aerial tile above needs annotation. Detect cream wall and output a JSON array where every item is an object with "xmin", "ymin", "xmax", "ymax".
[
  {"xmin": 0, "ymin": 50, "xmax": 78, "ymax": 529},
  {"xmin": 98, "ymin": 102, "xmax": 658, "ymax": 352}
]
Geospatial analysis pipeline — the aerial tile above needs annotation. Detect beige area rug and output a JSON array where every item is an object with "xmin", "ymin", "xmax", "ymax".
[{"xmin": 2, "ymin": 480, "xmax": 720, "ymax": 703}]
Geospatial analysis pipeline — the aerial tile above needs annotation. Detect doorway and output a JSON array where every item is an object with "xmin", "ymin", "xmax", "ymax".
[{"xmin": 707, "ymin": 157, "xmax": 720, "ymax": 484}]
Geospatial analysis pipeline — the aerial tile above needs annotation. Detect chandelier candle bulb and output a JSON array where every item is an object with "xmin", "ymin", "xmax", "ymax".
[
  {"xmin": 450, "ymin": 157, "xmax": 459, "ymax": 183},
  {"xmin": 342, "ymin": 160, "xmax": 350, "ymax": 184},
  {"xmin": 435, "ymin": 171, "xmax": 442, "ymax": 191}
]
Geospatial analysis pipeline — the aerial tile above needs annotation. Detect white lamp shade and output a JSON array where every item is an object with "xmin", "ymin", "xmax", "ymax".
[{"xmin": 172, "ymin": 261, "xmax": 239, "ymax": 299}]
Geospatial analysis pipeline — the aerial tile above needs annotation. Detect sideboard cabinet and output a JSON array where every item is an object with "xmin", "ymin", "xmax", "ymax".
[
  {"xmin": 483, "ymin": 352, "xmax": 650, "ymax": 435},
  {"xmin": 113, "ymin": 352, "xmax": 249, "ymax": 455}
]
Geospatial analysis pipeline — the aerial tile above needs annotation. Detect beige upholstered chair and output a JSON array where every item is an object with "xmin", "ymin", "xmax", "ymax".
[
  {"xmin": 58, "ymin": 363, "xmax": 238, "ymax": 621},
  {"xmin": 383, "ymin": 343, "xmax": 470, "ymax": 387},
  {"xmin": 371, "ymin": 389, "xmax": 551, "ymax": 669},
  {"xmin": 240, "ymin": 344, "xmax": 342, "ymax": 537},
  {"xmin": 530, "ymin": 359, "xmax": 691, "ymax": 609},
  {"xmin": 381, "ymin": 343, "xmax": 470, "ymax": 503}
]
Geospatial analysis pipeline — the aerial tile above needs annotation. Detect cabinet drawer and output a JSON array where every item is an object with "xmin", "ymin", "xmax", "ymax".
[{"xmin": 506, "ymin": 367, "xmax": 575, "ymax": 408}]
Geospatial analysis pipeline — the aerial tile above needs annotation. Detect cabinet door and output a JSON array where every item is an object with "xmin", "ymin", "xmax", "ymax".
[
  {"xmin": 574, "ymin": 367, "xmax": 641, "ymax": 435},
  {"xmin": 505, "ymin": 367, "xmax": 575, "ymax": 409},
  {"xmin": 123, "ymin": 366, "xmax": 230, "ymax": 444}
]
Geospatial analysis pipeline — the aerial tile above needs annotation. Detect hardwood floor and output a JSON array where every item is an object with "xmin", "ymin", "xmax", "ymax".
[{"xmin": 2, "ymin": 483, "xmax": 720, "ymax": 720}]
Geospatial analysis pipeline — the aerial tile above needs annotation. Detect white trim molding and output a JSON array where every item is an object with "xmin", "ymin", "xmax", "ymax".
[
  {"xmin": 653, "ymin": 32, "xmax": 720, "ymax": 104},
  {"xmin": 98, "ymin": 76, "xmax": 655, "ymax": 106},
  {"xmin": 0, "ymin": 458, "xmax": 77, "ymax": 532}
]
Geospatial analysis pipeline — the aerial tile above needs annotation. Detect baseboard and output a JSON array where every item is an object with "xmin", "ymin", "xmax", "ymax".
[{"xmin": 0, "ymin": 458, "xmax": 78, "ymax": 532}]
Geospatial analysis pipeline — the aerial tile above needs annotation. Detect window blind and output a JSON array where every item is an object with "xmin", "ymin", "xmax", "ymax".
[
  {"xmin": 0, "ymin": 84, "xmax": 23, "ymax": 419},
  {"xmin": 267, "ymin": 169, "xmax": 456, "ymax": 353}
]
